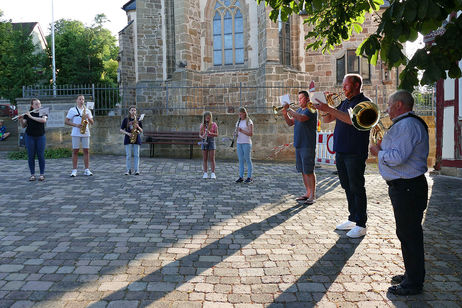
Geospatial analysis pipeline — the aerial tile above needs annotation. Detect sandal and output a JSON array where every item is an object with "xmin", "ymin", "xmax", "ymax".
[
  {"xmin": 295, "ymin": 195, "xmax": 309, "ymax": 201},
  {"xmin": 29, "ymin": 175, "xmax": 36, "ymax": 181},
  {"xmin": 38, "ymin": 175, "xmax": 45, "ymax": 181}
]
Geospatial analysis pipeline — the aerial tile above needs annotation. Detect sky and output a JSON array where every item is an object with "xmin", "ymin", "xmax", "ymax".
[{"xmin": 1, "ymin": 0, "xmax": 128, "ymax": 39}]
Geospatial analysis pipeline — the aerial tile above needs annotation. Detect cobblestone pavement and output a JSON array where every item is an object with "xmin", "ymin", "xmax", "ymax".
[{"xmin": 0, "ymin": 153, "xmax": 461, "ymax": 308}]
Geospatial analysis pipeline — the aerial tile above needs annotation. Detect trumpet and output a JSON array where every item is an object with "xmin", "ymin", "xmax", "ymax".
[
  {"xmin": 371, "ymin": 120, "xmax": 386, "ymax": 144},
  {"xmin": 316, "ymin": 92, "xmax": 342, "ymax": 116},
  {"xmin": 272, "ymin": 103, "xmax": 296, "ymax": 114}
]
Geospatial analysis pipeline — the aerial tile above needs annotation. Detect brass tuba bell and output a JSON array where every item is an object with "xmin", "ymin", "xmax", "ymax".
[{"xmin": 348, "ymin": 101, "xmax": 380, "ymax": 131}]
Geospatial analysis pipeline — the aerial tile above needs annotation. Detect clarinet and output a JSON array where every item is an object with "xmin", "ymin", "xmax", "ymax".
[{"xmin": 230, "ymin": 118, "xmax": 241, "ymax": 147}]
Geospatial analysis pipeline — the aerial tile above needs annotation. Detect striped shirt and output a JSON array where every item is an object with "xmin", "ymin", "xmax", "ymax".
[{"xmin": 378, "ymin": 112, "xmax": 429, "ymax": 181}]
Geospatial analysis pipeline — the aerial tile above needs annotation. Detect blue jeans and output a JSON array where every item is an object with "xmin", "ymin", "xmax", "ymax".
[
  {"xmin": 237, "ymin": 143, "xmax": 252, "ymax": 178},
  {"xmin": 336, "ymin": 152, "xmax": 368, "ymax": 227},
  {"xmin": 25, "ymin": 134, "xmax": 46, "ymax": 175},
  {"xmin": 125, "ymin": 144, "xmax": 140, "ymax": 172}
]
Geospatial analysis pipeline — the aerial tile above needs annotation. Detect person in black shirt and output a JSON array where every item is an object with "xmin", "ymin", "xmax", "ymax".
[
  {"xmin": 315, "ymin": 74, "xmax": 370, "ymax": 238},
  {"xmin": 120, "ymin": 105, "xmax": 143, "ymax": 175},
  {"xmin": 19, "ymin": 98, "xmax": 48, "ymax": 181}
]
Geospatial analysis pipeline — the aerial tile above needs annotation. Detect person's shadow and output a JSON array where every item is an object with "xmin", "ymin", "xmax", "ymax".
[
  {"xmin": 88, "ymin": 202, "xmax": 312, "ymax": 307},
  {"xmin": 268, "ymin": 232, "xmax": 363, "ymax": 306}
]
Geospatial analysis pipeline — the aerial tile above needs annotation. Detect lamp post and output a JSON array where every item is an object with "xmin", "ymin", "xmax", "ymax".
[{"xmin": 51, "ymin": 0, "xmax": 56, "ymax": 96}]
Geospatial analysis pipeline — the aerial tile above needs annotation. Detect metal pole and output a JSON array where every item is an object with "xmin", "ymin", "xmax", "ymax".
[{"xmin": 51, "ymin": 0, "xmax": 57, "ymax": 96}]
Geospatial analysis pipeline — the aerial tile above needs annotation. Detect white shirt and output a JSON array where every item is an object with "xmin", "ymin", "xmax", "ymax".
[
  {"xmin": 237, "ymin": 119, "xmax": 253, "ymax": 144},
  {"xmin": 66, "ymin": 106, "xmax": 93, "ymax": 137}
]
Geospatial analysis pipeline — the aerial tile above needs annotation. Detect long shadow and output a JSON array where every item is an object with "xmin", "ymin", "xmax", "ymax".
[
  {"xmin": 386, "ymin": 175, "xmax": 462, "ymax": 305},
  {"xmin": 269, "ymin": 234, "xmax": 363, "ymax": 307},
  {"xmin": 88, "ymin": 202, "xmax": 311, "ymax": 307}
]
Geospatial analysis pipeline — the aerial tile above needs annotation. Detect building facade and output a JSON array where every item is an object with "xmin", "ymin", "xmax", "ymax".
[{"xmin": 118, "ymin": 0, "xmax": 399, "ymax": 114}]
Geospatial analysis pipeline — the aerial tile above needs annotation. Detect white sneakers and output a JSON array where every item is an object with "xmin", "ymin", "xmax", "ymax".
[
  {"xmin": 203, "ymin": 172, "xmax": 217, "ymax": 179},
  {"xmin": 84, "ymin": 169, "xmax": 93, "ymax": 176},
  {"xmin": 71, "ymin": 169, "xmax": 93, "ymax": 177},
  {"xmin": 336, "ymin": 220, "xmax": 356, "ymax": 230},
  {"xmin": 346, "ymin": 226, "xmax": 367, "ymax": 238},
  {"xmin": 336, "ymin": 220, "xmax": 366, "ymax": 238}
]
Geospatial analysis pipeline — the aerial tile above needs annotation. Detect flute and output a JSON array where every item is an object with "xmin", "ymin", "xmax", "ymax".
[{"xmin": 11, "ymin": 108, "xmax": 43, "ymax": 121}]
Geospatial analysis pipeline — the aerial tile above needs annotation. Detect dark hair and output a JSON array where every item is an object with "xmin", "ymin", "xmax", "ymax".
[
  {"xmin": 298, "ymin": 91, "xmax": 309, "ymax": 99},
  {"xmin": 30, "ymin": 98, "xmax": 40, "ymax": 111}
]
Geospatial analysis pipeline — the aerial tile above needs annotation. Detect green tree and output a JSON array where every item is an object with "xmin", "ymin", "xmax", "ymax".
[
  {"xmin": 258, "ymin": 0, "xmax": 462, "ymax": 91},
  {"xmin": 0, "ymin": 12, "xmax": 41, "ymax": 102},
  {"xmin": 45, "ymin": 14, "xmax": 118, "ymax": 85}
]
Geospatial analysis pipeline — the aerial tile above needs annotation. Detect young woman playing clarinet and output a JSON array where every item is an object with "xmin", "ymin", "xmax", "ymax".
[{"xmin": 234, "ymin": 107, "xmax": 254, "ymax": 183}]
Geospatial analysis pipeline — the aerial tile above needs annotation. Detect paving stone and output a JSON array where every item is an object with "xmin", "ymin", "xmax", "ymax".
[{"xmin": 0, "ymin": 154, "xmax": 460, "ymax": 307}]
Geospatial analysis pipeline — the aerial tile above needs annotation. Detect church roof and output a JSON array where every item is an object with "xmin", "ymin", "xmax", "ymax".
[{"xmin": 122, "ymin": 0, "xmax": 136, "ymax": 11}]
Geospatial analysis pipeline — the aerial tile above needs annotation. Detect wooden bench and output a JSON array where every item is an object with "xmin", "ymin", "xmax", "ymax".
[{"xmin": 143, "ymin": 131, "xmax": 202, "ymax": 159}]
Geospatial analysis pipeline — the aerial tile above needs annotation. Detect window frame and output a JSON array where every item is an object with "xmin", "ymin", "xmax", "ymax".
[
  {"xmin": 336, "ymin": 49, "xmax": 371, "ymax": 84},
  {"xmin": 212, "ymin": 0, "xmax": 245, "ymax": 67}
]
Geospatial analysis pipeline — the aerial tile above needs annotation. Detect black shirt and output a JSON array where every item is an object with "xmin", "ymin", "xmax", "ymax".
[
  {"xmin": 24, "ymin": 112, "xmax": 45, "ymax": 137},
  {"xmin": 121, "ymin": 117, "xmax": 143, "ymax": 145}
]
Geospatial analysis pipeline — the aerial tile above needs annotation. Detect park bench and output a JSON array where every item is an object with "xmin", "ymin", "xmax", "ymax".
[{"xmin": 143, "ymin": 131, "xmax": 202, "ymax": 159}]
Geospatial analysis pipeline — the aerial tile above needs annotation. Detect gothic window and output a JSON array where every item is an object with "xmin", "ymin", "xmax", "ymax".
[
  {"xmin": 336, "ymin": 50, "xmax": 371, "ymax": 84},
  {"xmin": 166, "ymin": 1, "xmax": 176, "ymax": 78},
  {"xmin": 278, "ymin": 16, "xmax": 291, "ymax": 65},
  {"xmin": 213, "ymin": 0, "xmax": 244, "ymax": 66}
]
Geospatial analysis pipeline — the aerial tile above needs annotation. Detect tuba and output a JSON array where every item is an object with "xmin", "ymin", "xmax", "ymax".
[
  {"xmin": 130, "ymin": 115, "xmax": 140, "ymax": 144},
  {"xmin": 348, "ymin": 101, "xmax": 380, "ymax": 131},
  {"xmin": 80, "ymin": 103, "xmax": 88, "ymax": 135}
]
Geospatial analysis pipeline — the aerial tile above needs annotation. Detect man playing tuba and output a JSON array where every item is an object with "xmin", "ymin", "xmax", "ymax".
[{"xmin": 314, "ymin": 74, "xmax": 370, "ymax": 238}]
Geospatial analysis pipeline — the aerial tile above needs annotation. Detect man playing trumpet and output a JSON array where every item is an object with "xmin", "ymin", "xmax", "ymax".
[
  {"xmin": 314, "ymin": 74, "xmax": 370, "ymax": 238},
  {"xmin": 282, "ymin": 91, "xmax": 318, "ymax": 204}
]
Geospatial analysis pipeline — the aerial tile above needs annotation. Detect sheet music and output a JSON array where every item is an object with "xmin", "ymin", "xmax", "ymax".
[
  {"xmin": 86, "ymin": 101, "xmax": 95, "ymax": 110},
  {"xmin": 279, "ymin": 94, "xmax": 290, "ymax": 106},
  {"xmin": 309, "ymin": 91, "xmax": 327, "ymax": 105},
  {"xmin": 39, "ymin": 107, "xmax": 50, "ymax": 116},
  {"xmin": 139, "ymin": 114, "xmax": 145, "ymax": 121}
]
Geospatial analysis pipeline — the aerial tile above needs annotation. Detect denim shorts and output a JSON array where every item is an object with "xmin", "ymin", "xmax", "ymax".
[
  {"xmin": 201, "ymin": 138, "xmax": 216, "ymax": 150},
  {"xmin": 296, "ymin": 147, "xmax": 315, "ymax": 174}
]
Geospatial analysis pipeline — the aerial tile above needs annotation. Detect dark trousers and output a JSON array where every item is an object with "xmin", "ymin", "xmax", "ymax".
[
  {"xmin": 335, "ymin": 152, "xmax": 368, "ymax": 227},
  {"xmin": 25, "ymin": 134, "xmax": 46, "ymax": 175},
  {"xmin": 387, "ymin": 174, "xmax": 428, "ymax": 289}
]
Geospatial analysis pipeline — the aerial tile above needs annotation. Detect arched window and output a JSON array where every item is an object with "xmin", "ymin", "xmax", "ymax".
[
  {"xmin": 278, "ymin": 15, "xmax": 291, "ymax": 65},
  {"xmin": 213, "ymin": 0, "xmax": 244, "ymax": 66}
]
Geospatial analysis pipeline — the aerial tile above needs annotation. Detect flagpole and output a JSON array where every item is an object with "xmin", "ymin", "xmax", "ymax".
[{"xmin": 51, "ymin": 0, "xmax": 56, "ymax": 96}]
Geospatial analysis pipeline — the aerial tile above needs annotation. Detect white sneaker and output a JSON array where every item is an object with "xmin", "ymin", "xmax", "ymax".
[
  {"xmin": 346, "ymin": 226, "xmax": 367, "ymax": 238},
  {"xmin": 70, "ymin": 169, "xmax": 77, "ymax": 177},
  {"xmin": 84, "ymin": 169, "xmax": 93, "ymax": 176},
  {"xmin": 202, "ymin": 172, "xmax": 208, "ymax": 179},
  {"xmin": 210, "ymin": 172, "xmax": 216, "ymax": 179},
  {"xmin": 336, "ymin": 220, "xmax": 356, "ymax": 230}
]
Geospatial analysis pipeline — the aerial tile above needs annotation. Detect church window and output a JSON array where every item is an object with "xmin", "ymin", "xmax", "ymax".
[
  {"xmin": 336, "ymin": 50, "xmax": 371, "ymax": 84},
  {"xmin": 278, "ymin": 15, "xmax": 291, "ymax": 65},
  {"xmin": 213, "ymin": 0, "xmax": 245, "ymax": 66}
]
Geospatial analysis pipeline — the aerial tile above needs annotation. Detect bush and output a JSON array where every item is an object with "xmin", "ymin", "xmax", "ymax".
[{"xmin": 8, "ymin": 148, "xmax": 73, "ymax": 160}]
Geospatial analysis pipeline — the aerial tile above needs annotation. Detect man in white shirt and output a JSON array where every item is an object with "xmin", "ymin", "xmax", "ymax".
[{"xmin": 65, "ymin": 94, "xmax": 94, "ymax": 177}]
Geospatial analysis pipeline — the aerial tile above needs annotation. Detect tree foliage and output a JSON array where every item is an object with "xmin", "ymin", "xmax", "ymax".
[
  {"xmin": 45, "ymin": 14, "xmax": 118, "ymax": 86},
  {"xmin": 257, "ymin": 0, "xmax": 462, "ymax": 91},
  {"xmin": 0, "ymin": 12, "xmax": 42, "ymax": 102}
]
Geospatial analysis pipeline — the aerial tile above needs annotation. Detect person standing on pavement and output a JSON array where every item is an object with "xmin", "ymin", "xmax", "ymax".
[
  {"xmin": 18, "ymin": 98, "xmax": 48, "ymax": 181},
  {"xmin": 234, "ymin": 107, "xmax": 254, "ymax": 184},
  {"xmin": 65, "ymin": 94, "xmax": 94, "ymax": 177},
  {"xmin": 199, "ymin": 111, "xmax": 218, "ymax": 179},
  {"xmin": 370, "ymin": 90, "xmax": 429, "ymax": 295},
  {"xmin": 282, "ymin": 90, "xmax": 318, "ymax": 205},
  {"xmin": 120, "ymin": 105, "xmax": 143, "ymax": 175},
  {"xmin": 315, "ymin": 74, "xmax": 370, "ymax": 238}
]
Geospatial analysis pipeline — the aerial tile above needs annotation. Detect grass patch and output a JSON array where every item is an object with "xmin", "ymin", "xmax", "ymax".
[{"xmin": 8, "ymin": 148, "xmax": 73, "ymax": 160}]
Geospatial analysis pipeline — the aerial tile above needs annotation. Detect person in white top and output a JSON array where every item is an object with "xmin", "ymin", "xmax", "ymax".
[
  {"xmin": 234, "ymin": 107, "xmax": 253, "ymax": 183},
  {"xmin": 64, "ymin": 94, "xmax": 94, "ymax": 177}
]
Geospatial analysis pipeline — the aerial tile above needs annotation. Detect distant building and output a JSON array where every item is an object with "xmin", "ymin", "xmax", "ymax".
[
  {"xmin": 12, "ymin": 22, "xmax": 48, "ymax": 55},
  {"xmin": 118, "ymin": 0, "xmax": 399, "ymax": 114}
]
